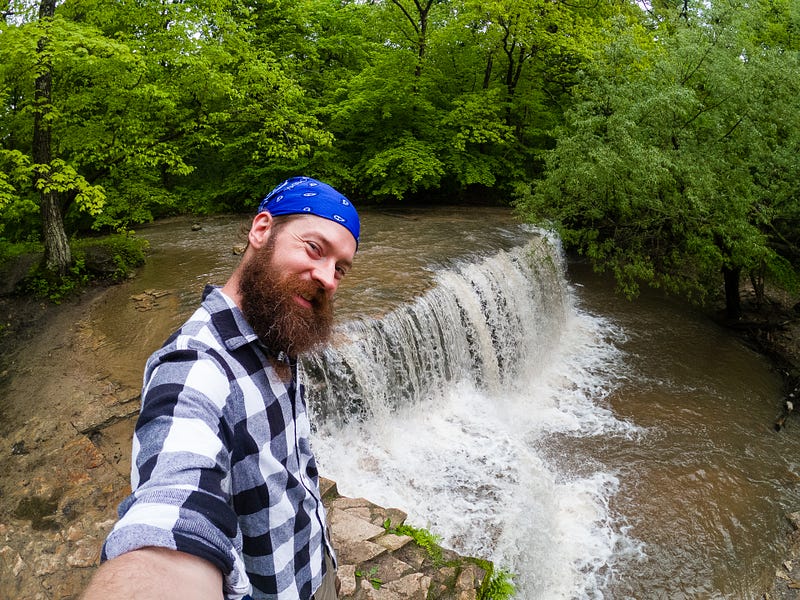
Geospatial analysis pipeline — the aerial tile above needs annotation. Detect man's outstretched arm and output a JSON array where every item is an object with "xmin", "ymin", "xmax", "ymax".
[{"xmin": 81, "ymin": 547, "xmax": 223, "ymax": 600}]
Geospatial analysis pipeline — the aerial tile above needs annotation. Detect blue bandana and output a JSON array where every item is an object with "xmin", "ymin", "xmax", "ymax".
[{"xmin": 258, "ymin": 176, "xmax": 360, "ymax": 247}]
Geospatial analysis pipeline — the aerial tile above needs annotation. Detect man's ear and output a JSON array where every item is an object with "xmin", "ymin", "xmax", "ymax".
[{"xmin": 248, "ymin": 212, "xmax": 274, "ymax": 250}]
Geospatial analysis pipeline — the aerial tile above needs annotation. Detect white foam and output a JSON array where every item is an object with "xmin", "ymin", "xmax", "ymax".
[{"xmin": 313, "ymin": 293, "xmax": 644, "ymax": 598}]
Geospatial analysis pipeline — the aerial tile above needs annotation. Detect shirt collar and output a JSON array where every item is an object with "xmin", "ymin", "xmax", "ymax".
[{"xmin": 202, "ymin": 285, "xmax": 260, "ymax": 351}]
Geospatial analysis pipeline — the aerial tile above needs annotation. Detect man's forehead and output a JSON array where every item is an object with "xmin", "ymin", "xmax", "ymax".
[{"xmin": 281, "ymin": 214, "xmax": 357, "ymax": 255}]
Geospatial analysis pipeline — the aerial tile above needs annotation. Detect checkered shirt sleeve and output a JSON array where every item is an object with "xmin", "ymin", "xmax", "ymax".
[{"xmin": 101, "ymin": 286, "xmax": 331, "ymax": 600}]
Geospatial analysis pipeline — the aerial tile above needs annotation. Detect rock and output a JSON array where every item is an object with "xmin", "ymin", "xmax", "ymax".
[
  {"xmin": 66, "ymin": 524, "xmax": 84, "ymax": 542},
  {"xmin": 375, "ymin": 533, "xmax": 413, "ymax": 552},
  {"xmin": 320, "ymin": 477, "xmax": 338, "ymax": 500},
  {"xmin": 13, "ymin": 554, "xmax": 25, "ymax": 577},
  {"xmin": 322, "ymin": 485, "xmax": 489, "ymax": 599},
  {"xmin": 382, "ymin": 572, "xmax": 432, "ymax": 599},
  {"xmin": 338, "ymin": 563, "xmax": 358, "ymax": 596},
  {"xmin": 370, "ymin": 554, "xmax": 415, "ymax": 584},
  {"xmin": 11, "ymin": 441, "xmax": 29, "ymax": 455},
  {"xmin": 0, "ymin": 546, "xmax": 21, "ymax": 573},
  {"xmin": 457, "ymin": 565, "xmax": 479, "ymax": 591},
  {"xmin": 66, "ymin": 539, "xmax": 100, "ymax": 568},
  {"xmin": 330, "ymin": 508, "xmax": 386, "ymax": 543},
  {"xmin": 33, "ymin": 551, "xmax": 63, "ymax": 577},
  {"xmin": 0, "ymin": 252, "xmax": 40, "ymax": 295},
  {"xmin": 336, "ymin": 538, "xmax": 386, "ymax": 566}
]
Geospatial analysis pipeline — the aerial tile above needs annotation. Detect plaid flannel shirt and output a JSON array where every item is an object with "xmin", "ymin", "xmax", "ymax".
[{"xmin": 102, "ymin": 285, "xmax": 333, "ymax": 600}]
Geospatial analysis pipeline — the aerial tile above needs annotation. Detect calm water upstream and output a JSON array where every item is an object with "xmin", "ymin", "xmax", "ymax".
[{"xmin": 90, "ymin": 207, "xmax": 800, "ymax": 599}]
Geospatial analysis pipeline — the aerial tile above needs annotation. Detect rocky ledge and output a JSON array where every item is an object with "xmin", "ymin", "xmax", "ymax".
[
  {"xmin": 0, "ymin": 423, "xmax": 491, "ymax": 600},
  {"xmin": 321, "ymin": 478, "xmax": 488, "ymax": 599}
]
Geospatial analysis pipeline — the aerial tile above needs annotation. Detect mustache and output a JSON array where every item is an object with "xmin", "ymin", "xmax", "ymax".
[{"xmin": 288, "ymin": 278, "xmax": 331, "ymax": 310}]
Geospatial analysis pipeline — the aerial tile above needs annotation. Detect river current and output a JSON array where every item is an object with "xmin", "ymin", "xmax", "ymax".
[{"xmin": 92, "ymin": 207, "xmax": 800, "ymax": 599}]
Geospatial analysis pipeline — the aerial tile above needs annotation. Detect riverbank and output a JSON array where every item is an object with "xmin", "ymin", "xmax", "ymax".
[{"xmin": 732, "ymin": 291, "xmax": 800, "ymax": 600}]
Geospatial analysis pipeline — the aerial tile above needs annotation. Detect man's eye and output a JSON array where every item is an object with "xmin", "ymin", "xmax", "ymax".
[
  {"xmin": 335, "ymin": 266, "xmax": 347, "ymax": 278},
  {"xmin": 306, "ymin": 241, "xmax": 321, "ymax": 255}
]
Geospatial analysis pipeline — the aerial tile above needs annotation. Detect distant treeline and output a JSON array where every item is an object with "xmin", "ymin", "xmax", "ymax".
[{"xmin": 1, "ymin": 0, "xmax": 799, "ymax": 315}]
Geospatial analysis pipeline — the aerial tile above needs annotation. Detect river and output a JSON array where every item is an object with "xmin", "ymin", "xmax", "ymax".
[{"xmin": 91, "ymin": 207, "xmax": 800, "ymax": 599}]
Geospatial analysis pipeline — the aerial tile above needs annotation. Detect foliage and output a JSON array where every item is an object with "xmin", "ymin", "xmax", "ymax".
[
  {"xmin": 383, "ymin": 518, "xmax": 444, "ymax": 565},
  {"xmin": 381, "ymin": 517, "xmax": 517, "ymax": 597},
  {"xmin": 478, "ymin": 567, "xmax": 516, "ymax": 600},
  {"xmin": 22, "ymin": 257, "xmax": 90, "ymax": 303},
  {"xmin": 0, "ymin": 239, "xmax": 42, "ymax": 267},
  {"xmin": 72, "ymin": 233, "xmax": 149, "ymax": 281},
  {"xmin": 0, "ymin": 0, "xmax": 627, "ymax": 227},
  {"xmin": 1, "ymin": 0, "xmax": 798, "ymax": 306},
  {"xmin": 515, "ymin": 4, "xmax": 800, "ymax": 314},
  {"xmin": 354, "ymin": 565, "xmax": 382, "ymax": 590},
  {"xmin": 0, "ymin": 0, "xmax": 336, "ymax": 274},
  {"xmin": 18, "ymin": 233, "xmax": 148, "ymax": 301}
]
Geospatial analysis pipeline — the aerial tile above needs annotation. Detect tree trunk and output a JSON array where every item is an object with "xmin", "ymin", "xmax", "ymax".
[
  {"xmin": 723, "ymin": 265, "xmax": 742, "ymax": 321},
  {"xmin": 482, "ymin": 52, "xmax": 493, "ymax": 90},
  {"xmin": 33, "ymin": 0, "xmax": 71, "ymax": 275},
  {"xmin": 750, "ymin": 264, "xmax": 766, "ymax": 309},
  {"xmin": 389, "ymin": 0, "xmax": 433, "ymax": 80}
]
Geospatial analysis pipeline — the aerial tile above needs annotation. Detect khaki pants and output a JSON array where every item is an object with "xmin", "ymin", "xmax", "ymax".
[{"xmin": 311, "ymin": 550, "xmax": 338, "ymax": 600}]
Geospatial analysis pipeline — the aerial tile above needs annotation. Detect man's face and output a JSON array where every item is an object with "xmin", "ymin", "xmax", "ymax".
[{"xmin": 238, "ymin": 215, "xmax": 357, "ymax": 356}]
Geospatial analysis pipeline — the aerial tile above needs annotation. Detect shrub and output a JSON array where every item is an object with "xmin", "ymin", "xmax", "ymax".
[{"xmin": 19, "ymin": 233, "xmax": 149, "ymax": 302}]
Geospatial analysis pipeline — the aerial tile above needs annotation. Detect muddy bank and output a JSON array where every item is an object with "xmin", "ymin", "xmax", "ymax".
[
  {"xmin": 732, "ymin": 294, "xmax": 800, "ymax": 600},
  {"xmin": 0, "ymin": 288, "xmax": 130, "ymax": 599}
]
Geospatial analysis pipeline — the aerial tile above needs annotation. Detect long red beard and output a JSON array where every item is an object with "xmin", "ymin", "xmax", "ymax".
[{"xmin": 238, "ymin": 241, "xmax": 334, "ymax": 357}]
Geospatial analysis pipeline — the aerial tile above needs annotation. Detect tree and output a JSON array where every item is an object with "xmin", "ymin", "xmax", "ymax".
[
  {"xmin": 307, "ymin": 0, "xmax": 613, "ymax": 201},
  {"xmin": 33, "ymin": 0, "xmax": 71, "ymax": 274},
  {"xmin": 386, "ymin": 0, "xmax": 437, "ymax": 79},
  {"xmin": 1, "ymin": 1, "xmax": 114, "ymax": 273},
  {"xmin": 515, "ymin": 5, "xmax": 800, "ymax": 318},
  {"xmin": 0, "ymin": 0, "xmax": 336, "ymax": 270}
]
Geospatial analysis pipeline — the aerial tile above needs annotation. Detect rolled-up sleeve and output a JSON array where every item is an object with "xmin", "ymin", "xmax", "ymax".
[{"xmin": 102, "ymin": 347, "xmax": 251, "ymax": 599}]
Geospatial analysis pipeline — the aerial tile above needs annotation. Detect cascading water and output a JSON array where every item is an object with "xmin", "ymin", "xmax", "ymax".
[
  {"xmin": 304, "ymin": 230, "xmax": 567, "ymax": 423},
  {"xmin": 305, "ymin": 230, "xmax": 643, "ymax": 598}
]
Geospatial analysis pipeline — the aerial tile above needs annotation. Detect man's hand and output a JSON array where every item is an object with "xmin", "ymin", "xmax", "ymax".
[{"xmin": 81, "ymin": 547, "xmax": 223, "ymax": 600}]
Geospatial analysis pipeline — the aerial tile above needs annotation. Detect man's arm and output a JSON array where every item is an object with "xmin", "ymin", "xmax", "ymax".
[{"xmin": 81, "ymin": 547, "xmax": 223, "ymax": 600}]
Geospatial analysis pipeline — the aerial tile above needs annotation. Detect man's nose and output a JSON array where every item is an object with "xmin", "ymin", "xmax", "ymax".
[{"xmin": 311, "ymin": 261, "xmax": 338, "ymax": 294}]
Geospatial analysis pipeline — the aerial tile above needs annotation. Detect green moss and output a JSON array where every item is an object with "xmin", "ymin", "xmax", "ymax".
[
  {"xmin": 0, "ymin": 239, "xmax": 42, "ymax": 266},
  {"xmin": 72, "ymin": 233, "xmax": 149, "ymax": 282},
  {"xmin": 381, "ymin": 519, "xmax": 517, "ymax": 599},
  {"xmin": 384, "ymin": 519, "xmax": 444, "ymax": 565},
  {"xmin": 14, "ymin": 493, "xmax": 62, "ymax": 531}
]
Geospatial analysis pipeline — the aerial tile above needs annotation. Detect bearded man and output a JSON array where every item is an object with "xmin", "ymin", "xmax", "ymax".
[{"xmin": 81, "ymin": 177, "xmax": 359, "ymax": 600}]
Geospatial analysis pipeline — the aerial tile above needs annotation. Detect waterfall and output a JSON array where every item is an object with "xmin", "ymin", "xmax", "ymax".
[
  {"xmin": 303, "ymin": 230, "xmax": 570, "ymax": 425},
  {"xmin": 305, "ymin": 228, "xmax": 642, "ymax": 599}
]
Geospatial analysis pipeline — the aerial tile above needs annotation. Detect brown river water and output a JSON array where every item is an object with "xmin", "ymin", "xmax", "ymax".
[{"xmin": 87, "ymin": 208, "xmax": 799, "ymax": 599}]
